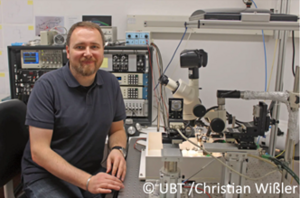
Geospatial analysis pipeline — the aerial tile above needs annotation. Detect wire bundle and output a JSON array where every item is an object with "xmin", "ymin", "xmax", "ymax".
[
  {"xmin": 263, "ymin": 154, "xmax": 299, "ymax": 184},
  {"xmin": 146, "ymin": 43, "xmax": 169, "ymax": 129}
]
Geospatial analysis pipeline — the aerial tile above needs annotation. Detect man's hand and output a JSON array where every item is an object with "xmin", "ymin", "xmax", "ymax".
[
  {"xmin": 88, "ymin": 172, "xmax": 124, "ymax": 194},
  {"xmin": 106, "ymin": 149, "xmax": 126, "ymax": 181}
]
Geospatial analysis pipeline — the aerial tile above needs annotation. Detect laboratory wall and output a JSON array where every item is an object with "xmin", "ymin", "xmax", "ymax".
[{"xmin": 0, "ymin": 0, "xmax": 299, "ymax": 123}]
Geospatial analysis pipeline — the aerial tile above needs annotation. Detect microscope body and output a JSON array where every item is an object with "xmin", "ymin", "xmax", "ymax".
[
  {"xmin": 166, "ymin": 78, "xmax": 200, "ymax": 121},
  {"xmin": 160, "ymin": 49, "xmax": 208, "ymax": 123}
]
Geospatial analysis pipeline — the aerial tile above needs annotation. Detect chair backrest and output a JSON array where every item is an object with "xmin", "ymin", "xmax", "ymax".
[{"xmin": 0, "ymin": 99, "xmax": 28, "ymax": 186}]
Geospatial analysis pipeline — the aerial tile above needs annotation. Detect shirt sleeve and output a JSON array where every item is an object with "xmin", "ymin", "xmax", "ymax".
[
  {"xmin": 112, "ymin": 77, "xmax": 126, "ymax": 122},
  {"xmin": 25, "ymin": 78, "xmax": 55, "ymax": 129}
]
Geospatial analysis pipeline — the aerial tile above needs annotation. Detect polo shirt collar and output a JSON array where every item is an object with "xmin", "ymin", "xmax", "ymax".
[{"xmin": 63, "ymin": 62, "xmax": 104, "ymax": 88}]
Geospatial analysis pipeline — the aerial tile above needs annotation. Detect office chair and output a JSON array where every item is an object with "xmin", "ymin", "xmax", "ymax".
[{"xmin": 0, "ymin": 99, "xmax": 28, "ymax": 198}]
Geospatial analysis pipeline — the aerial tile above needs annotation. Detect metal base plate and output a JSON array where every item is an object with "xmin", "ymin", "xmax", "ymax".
[{"xmin": 118, "ymin": 138, "xmax": 299, "ymax": 198}]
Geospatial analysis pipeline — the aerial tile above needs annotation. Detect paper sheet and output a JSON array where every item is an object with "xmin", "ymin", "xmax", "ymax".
[
  {"xmin": 35, "ymin": 16, "xmax": 65, "ymax": 36},
  {"xmin": 65, "ymin": 16, "xmax": 81, "ymax": 31},
  {"xmin": 2, "ymin": 0, "xmax": 34, "ymax": 24},
  {"xmin": 101, "ymin": 58, "xmax": 108, "ymax": 68},
  {"xmin": 3, "ymin": 25, "xmax": 35, "ymax": 47}
]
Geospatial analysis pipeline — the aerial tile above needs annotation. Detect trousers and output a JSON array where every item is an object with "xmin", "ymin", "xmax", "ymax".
[{"xmin": 24, "ymin": 167, "xmax": 107, "ymax": 198}]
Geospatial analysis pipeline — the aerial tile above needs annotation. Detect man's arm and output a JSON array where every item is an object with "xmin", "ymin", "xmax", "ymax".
[
  {"xmin": 108, "ymin": 120, "xmax": 127, "ymax": 149},
  {"xmin": 106, "ymin": 120, "xmax": 127, "ymax": 181},
  {"xmin": 30, "ymin": 126, "xmax": 124, "ymax": 194}
]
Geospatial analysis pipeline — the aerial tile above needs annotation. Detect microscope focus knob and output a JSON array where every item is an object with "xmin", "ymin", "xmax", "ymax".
[
  {"xmin": 193, "ymin": 104, "xmax": 206, "ymax": 118},
  {"xmin": 210, "ymin": 118, "xmax": 225, "ymax": 133}
]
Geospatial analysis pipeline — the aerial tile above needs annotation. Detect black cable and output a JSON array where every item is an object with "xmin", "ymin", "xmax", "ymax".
[
  {"xmin": 269, "ymin": 156, "xmax": 299, "ymax": 184},
  {"xmin": 292, "ymin": 31, "xmax": 296, "ymax": 77},
  {"xmin": 226, "ymin": 111, "xmax": 248, "ymax": 124},
  {"xmin": 205, "ymin": 106, "xmax": 218, "ymax": 114},
  {"xmin": 151, "ymin": 115, "xmax": 158, "ymax": 123}
]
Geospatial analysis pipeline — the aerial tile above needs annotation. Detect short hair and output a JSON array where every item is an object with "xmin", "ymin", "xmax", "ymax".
[{"xmin": 66, "ymin": 21, "xmax": 105, "ymax": 46}]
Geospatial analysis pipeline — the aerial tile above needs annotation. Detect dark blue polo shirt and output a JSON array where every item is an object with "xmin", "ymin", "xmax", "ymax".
[{"xmin": 21, "ymin": 63, "xmax": 126, "ymax": 185}]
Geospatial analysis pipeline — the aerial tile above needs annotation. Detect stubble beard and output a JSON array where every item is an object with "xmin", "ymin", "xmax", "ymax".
[{"xmin": 72, "ymin": 61, "xmax": 101, "ymax": 76}]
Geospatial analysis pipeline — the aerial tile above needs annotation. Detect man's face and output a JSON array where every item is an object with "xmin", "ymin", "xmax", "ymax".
[{"xmin": 66, "ymin": 27, "xmax": 104, "ymax": 76}]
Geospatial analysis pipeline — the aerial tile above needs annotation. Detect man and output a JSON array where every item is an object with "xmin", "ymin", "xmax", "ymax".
[{"xmin": 21, "ymin": 21, "xmax": 127, "ymax": 198}]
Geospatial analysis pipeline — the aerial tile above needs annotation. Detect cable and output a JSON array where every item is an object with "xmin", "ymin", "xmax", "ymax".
[
  {"xmin": 226, "ymin": 111, "xmax": 248, "ymax": 124},
  {"xmin": 155, "ymin": 43, "xmax": 169, "ymax": 129},
  {"xmin": 169, "ymin": 28, "xmax": 193, "ymax": 79},
  {"xmin": 151, "ymin": 43, "xmax": 169, "ymax": 128},
  {"xmin": 247, "ymin": 154, "xmax": 277, "ymax": 168},
  {"xmin": 49, "ymin": 26, "xmax": 68, "ymax": 34},
  {"xmin": 154, "ymin": 45, "xmax": 164, "ymax": 129},
  {"xmin": 265, "ymin": 155, "xmax": 299, "ymax": 184},
  {"xmin": 152, "ymin": 115, "xmax": 158, "ymax": 123},
  {"xmin": 163, "ymin": 27, "xmax": 188, "ymax": 74},
  {"xmin": 146, "ymin": 45, "xmax": 160, "ymax": 109},
  {"xmin": 183, "ymin": 29, "xmax": 193, "ymax": 51},
  {"xmin": 251, "ymin": 0, "xmax": 257, "ymax": 8},
  {"xmin": 267, "ymin": 39, "xmax": 279, "ymax": 91},
  {"xmin": 182, "ymin": 159, "xmax": 217, "ymax": 183},
  {"xmin": 291, "ymin": 144, "xmax": 295, "ymax": 184},
  {"xmin": 251, "ymin": 0, "xmax": 267, "ymax": 91},
  {"xmin": 154, "ymin": 27, "xmax": 188, "ymax": 90},
  {"xmin": 205, "ymin": 106, "xmax": 218, "ymax": 114},
  {"xmin": 292, "ymin": 31, "xmax": 296, "ymax": 77},
  {"xmin": 262, "ymin": 30, "xmax": 267, "ymax": 92},
  {"xmin": 147, "ymin": 44, "xmax": 166, "ymax": 128},
  {"xmin": 275, "ymin": 150, "xmax": 285, "ymax": 158},
  {"xmin": 134, "ymin": 138, "xmax": 146, "ymax": 152},
  {"xmin": 153, "ymin": 44, "xmax": 169, "ymax": 119},
  {"xmin": 93, "ymin": 21, "xmax": 110, "ymax": 26},
  {"xmin": 256, "ymin": 136, "xmax": 260, "ymax": 144},
  {"xmin": 176, "ymin": 128, "xmax": 280, "ymax": 181}
]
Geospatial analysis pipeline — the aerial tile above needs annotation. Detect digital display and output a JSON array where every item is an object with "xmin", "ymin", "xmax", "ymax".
[
  {"xmin": 23, "ymin": 52, "xmax": 39, "ymax": 64},
  {"xmin": 117, "ymin": 77, "xmax": 122, "ymax": 80}
]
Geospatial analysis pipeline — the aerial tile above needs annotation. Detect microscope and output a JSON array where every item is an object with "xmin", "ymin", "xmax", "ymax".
[{"xmin": 159, "ymin": 49, "xmax": 208, "ymax": 142}]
